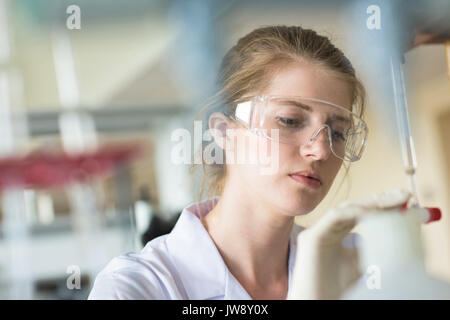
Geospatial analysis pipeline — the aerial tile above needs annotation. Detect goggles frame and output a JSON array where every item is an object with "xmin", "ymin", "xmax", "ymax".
[{"xmin": 228, "ymin": 95, "xmax": 369, "ymax": 162}]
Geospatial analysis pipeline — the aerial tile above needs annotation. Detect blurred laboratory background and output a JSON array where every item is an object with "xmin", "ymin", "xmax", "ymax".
[{"xmin": 0, "ymin": 0, "xmax": 449, "ymax": 299}]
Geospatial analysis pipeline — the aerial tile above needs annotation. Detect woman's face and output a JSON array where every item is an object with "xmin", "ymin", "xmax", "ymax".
[{"xmin": 227, "ymin": 61, "xmax": 353, "ymax": 216}]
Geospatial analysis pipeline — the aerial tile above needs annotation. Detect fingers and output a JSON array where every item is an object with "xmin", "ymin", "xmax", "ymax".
[
  {"xmin": 338, "ymin": 189, "xmax": 411, "ymax": 211},
  {"xmin": 309, "ymin": 206, "xmax": 361, "ymax": 245},
  {"xmin": 309, "ymin": 189, "xmax": 412, "ymax": 245},
  {"xmin": 333, "ymin": 189, "xmax": 412, "ymax": 227}
]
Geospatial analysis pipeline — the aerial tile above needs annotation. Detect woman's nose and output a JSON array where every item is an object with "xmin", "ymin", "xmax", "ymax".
[{"xmin": 299, "ymin": 126, "xmax": 332, "ymax": 160}]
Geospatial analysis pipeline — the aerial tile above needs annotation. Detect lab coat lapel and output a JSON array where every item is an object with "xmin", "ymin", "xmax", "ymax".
[{"xmin": 166, "ymin": 198, "xmax": 227, "ymax": 300}]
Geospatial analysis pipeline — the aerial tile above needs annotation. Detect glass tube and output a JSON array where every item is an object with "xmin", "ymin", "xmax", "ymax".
[{"xmin": 390, "ymin": 55, "xmax": 420, "ymax": 208}]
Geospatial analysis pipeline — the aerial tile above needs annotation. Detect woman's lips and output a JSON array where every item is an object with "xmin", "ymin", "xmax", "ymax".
[{"xmin": 289, "ymin": 174, "xmax": 322, "ymax": 189}]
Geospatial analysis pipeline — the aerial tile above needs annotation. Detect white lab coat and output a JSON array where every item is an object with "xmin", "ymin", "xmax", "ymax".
[{"xmin": 88, "ymin": 197, "xmax": 305, "ymax": 300}]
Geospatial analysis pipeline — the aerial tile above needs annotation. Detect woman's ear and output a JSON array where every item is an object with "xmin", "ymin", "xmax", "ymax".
[{"xmin": 208, "ymin": 112, "xmax": 232, "ymax": 150}]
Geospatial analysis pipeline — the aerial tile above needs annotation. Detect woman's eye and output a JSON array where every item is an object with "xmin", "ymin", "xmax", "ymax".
[
  {"xmin": 276, "ymin": 117, "xmax": 302, "ymax": 128},
  {"xmin": 331, "ymin": 130, "xmax": 346, "ymax": 142}
]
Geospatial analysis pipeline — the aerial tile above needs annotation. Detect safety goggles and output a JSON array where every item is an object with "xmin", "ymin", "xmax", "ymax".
[{"xmin": 228, "ymin": 95, "xmax": 368, "ymax": 162}]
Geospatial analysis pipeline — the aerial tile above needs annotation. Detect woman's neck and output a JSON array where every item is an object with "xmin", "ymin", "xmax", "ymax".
[{"xmin": 200, "ymin": 182, "xmax": 295, "ymax": 291}]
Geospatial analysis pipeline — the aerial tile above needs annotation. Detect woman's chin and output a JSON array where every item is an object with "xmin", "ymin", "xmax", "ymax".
[
  {"xmin": 271, "ymin": 197, "xmax": 318, "ymax": 217},
  {"xmin": 289, "ymin": 205, "xmax": 316, "ymax": 216},
  {"xmin": 277, "ymin": 192, "xmax": 321, "ymax": 216}
]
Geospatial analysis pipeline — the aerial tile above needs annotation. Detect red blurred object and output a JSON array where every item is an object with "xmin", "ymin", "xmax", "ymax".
[
  {"xmin": 0, "ymin": 143, "xmax": 143, "ymax": 191},
  {"xmin": 426, "ymin": 207, "xmax": 442, "ymax": 223}
]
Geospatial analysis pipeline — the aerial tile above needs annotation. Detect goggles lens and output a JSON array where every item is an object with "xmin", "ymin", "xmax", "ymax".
[{"xmin": 234, "ymin": 96, "xmax": 368, "ymax": 162}]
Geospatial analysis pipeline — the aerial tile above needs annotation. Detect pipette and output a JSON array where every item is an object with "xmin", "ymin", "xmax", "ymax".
[
  {"xmin": 390, "ymin": 54, "xmax": 441, "ymax": 224},
  {"xmin": 390, "ymin": 55, "xmax": 420, "ymax": 207}
]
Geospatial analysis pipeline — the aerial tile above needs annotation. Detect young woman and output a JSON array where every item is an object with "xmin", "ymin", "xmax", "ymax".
[{"xmin": 88, "ymin": 25, "xmax": 411, "ymax": 300}]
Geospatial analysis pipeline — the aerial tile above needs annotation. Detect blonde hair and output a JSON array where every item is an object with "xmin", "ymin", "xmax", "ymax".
[{"xmin": 192, "ymin": 25, "xmax": 366, "ymax": 200}]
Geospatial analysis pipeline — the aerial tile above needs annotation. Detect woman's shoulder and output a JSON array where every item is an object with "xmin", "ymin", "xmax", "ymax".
[
  {"xmin": 105, "ymin": 235, "xmax": 171, "ymax": 272},
  {"xmin": 88, "ymin": 234, "xmax": 184, "ymax": 299}
]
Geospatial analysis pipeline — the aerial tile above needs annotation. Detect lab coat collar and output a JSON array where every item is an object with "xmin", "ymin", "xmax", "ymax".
[{"xmin": 166, "ymin": 197, "xmax": 304, "ymax": 300}]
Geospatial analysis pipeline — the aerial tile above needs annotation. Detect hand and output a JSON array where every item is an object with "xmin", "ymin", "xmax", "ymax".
[{"xmin": 288, "ymin": 189, "xmax": 412, "ymax": 300}]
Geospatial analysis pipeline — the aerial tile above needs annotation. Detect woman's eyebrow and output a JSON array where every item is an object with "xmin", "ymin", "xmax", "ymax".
[
  {"xmin": 329, "ymin": 114, "xmax": 351, "ymax": 125},
  {"xmin": 282, "ymin": 100, "xmax": 351, "ymax": 124},
  {"xmin": 282, "ymin": 100, "xmax": 312, "ymax": 111}
]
